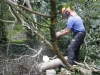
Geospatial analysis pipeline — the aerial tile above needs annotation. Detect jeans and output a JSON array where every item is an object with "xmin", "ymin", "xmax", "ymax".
[{"xmin": 67, "ymin": 32, "xmax": 86, "ymax": 65}]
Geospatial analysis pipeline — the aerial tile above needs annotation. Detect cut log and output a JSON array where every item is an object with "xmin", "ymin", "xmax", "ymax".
[
  {"xmin": 38, "ymin": 56, "xmax": 68, "ymax": 71},
  {"xmin": 46, "ymin": 69, "xmax": 56, "ymax": 75}
]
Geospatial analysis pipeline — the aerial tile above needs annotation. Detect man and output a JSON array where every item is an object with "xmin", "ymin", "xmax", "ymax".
[{"xmin": 56, "ymin": 7, "xmax": 86, "ymax": 65}]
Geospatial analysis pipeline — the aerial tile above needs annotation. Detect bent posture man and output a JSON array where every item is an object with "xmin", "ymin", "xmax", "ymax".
[{"xmin": 56, "ymin": 7, "xmax": 86, "ymax": 65}]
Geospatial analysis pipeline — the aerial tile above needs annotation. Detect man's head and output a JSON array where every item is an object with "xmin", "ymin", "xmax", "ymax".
[
  {"xmin": 61, "ymin": 7, "xmax": 77, "ymax": 17},
  {"xmin": 61, "ymin": 7, "xmax": 71, "ymax": 18}
]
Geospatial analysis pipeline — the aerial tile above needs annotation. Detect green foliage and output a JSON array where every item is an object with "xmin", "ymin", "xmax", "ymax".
[
  {"xmin": 14, "ymin": 24, "xmax": 25, "ymax": 32},
  {"xmin": 12, "ymin": 38, "xmax": 27, "ymax": 43},
  {"xmin": 7, "ymin": 23, "xmax": 26, "ymax": 43},
  {"xmin": 8, "ymin": 24, "xmax": 24, "ymax": 35}
]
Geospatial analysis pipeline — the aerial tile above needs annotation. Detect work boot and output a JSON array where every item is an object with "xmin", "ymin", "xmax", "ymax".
[{"xmin": 67, "ymin": 59, "xmax": 77, "ymax": 65}]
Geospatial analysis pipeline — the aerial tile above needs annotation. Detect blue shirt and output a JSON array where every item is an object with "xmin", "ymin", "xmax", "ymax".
[{"xmin": 67, "ymin": 15, "xmax": 85, "ymax": 33}]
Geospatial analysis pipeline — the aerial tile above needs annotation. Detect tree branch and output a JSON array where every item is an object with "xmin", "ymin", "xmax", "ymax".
[
  {"xmin": 6, "ymin": 0, "xmax": 50, "ymax": 28},
  {"xmin": 0, "ymin": 19, "xmax": 15, "ymax": 23},
  {"xmin": 18, "ymin": 5, "xmax": 53, "ymax": 18},
  {"xmin": 6, "ymin": 0, "xmax": 53, "ymax": 18},
  {"xmin": 22, "ymin": 21, "xmax": 53, "ymax": 51}
]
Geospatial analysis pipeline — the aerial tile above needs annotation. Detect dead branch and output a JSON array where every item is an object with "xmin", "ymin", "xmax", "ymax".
[
  {"xmin": 0, "ymin": 19, "xmax": 15, "ymax": 23},
  {"xmin": 12, "ymin": 43, "xmax": 46, "ymax": 61},
  {"xmin": 6, "ymin": 0, "xmax": 53, "ymax": 18},
  {"xmin": 12, "ymin": 43, "xmax": 37, "ymax": 52},
  {"xmin": 6, "ymin": 0, "xmax": 50, "ymax": 28},
  {"xmin": 18, "ymin": 5, "xmax": 53, "ymax": 18}
]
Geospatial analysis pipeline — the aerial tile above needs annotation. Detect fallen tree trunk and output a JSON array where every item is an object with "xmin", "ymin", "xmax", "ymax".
[{"xmin": 38, "ymin": 56, "xmax": 68, "ymax": 71}]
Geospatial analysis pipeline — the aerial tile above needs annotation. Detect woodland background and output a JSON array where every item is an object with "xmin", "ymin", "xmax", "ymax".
[{"xmin": 0, "ymin": 0, "xmax": 100, "ymax": 75}]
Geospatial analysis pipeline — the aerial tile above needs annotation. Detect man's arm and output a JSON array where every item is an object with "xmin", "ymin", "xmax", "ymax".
[{"xmin": 56, "ymin": 28, "xmax": 71, "ymax": 39}]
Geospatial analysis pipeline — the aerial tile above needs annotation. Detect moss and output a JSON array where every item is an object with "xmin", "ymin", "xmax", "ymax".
[
  {"xmin": 12, "ymin": 38, "xmax": 27, "ymax": 43},
  {"xmin": 7, "ymin": 23, "xmax": 26, "ymax": 43}
]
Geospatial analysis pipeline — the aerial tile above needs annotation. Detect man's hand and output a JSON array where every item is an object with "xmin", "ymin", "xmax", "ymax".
[{"xmin": 56, "ymin": 32, "xmax": 61, "ymax": 40}]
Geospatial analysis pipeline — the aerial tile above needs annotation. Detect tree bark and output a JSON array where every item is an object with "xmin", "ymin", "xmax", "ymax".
[{"xmin": 50, "ymin": 0, "xmax": 74, "ymax": 70}]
